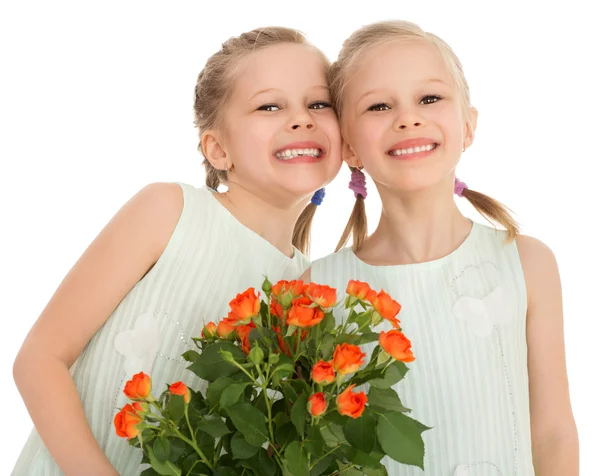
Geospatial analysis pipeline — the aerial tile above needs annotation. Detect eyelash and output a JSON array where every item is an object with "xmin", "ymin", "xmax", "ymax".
[
  {"xmin": 367, "ymin": 95, "xmax": 443, "ymax": 111},
  {"xmin": 256, "ymin": 101, "xmax": 332, "ymax": 112}
]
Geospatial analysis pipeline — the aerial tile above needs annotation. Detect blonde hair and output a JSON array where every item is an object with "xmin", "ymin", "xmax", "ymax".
[
  {"xmin": 193, "ymin": 26, "xmax": 328, "ymax": 255},
  {"xmin": 331, "ymin": 20, "xmax": 520, "ymax": 251}
]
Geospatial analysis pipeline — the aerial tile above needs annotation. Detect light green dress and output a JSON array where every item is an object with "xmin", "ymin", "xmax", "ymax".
[
  {"xmin": 12, "ymin": 183, "xmax": 309, "ymax": 475},
  {"xmin": 311, "ymin": 222, "xmax": 534, "ymax": 476}
]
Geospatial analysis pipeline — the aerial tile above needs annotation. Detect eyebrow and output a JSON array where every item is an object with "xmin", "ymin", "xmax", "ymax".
[
  {"xmin": 357, "ymin": 78, "xmax": 451, "ymax": 102},
  {"xmin": 249, "ymin": 85, "xmax": 329, "ymax": 101}
]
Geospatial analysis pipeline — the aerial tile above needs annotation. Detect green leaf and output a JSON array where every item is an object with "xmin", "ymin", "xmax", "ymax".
[
  {"xmin": 213, "ymin": 468, "xmax": 238, "ymax": 476},
  {"xmin": 273, "ymin": 363, "xmax": 295, "ymax": 374},
  {"xmin": 291, "ymin": 392, "xmax": 308, "ymax": 436},
  {"xmin": 305, "ymin": 424, "xmax": 325, "ymax": 457},
  {"xmin": 356, "ymin": 331, "xmax": 380, "ymax": 345},
  {"xmin": 167, "ymin": 437, "xmax": 187, "ymax": 461},
  {"xmin": 369, "ymin": 361, "xmax": 409, "ymax": 389},
  {"xmin": 187, "ymin": 342, "xmax": 246, "ymax": 382},
  {"xmin": 309, "ymin": 454, "xmax": 334, "ymax": 476},
  {"xmin": 340, "ymin": 445, "xmax": 383, "ymax": 469},
  {"xmin": 226, "ymin": 402, "xmax": 269, "ymax": 446},
  {"xmin": 285, "ymin": 324, "xmax": 298, "ymax": 337},
  {"xmin": 196, "ymin": 415, "xmax": 231, "ymax": 439},
  {"xmin": 259, "ymin": 448, "xmax": 277, "ymax": 476},
  {"xmin": 276, "ymin": 421, "xmax": 298, "ymax": 448},
  {"xmin": 368, "ymin": 387, "xmax": 411, "ymax": 413},
  {"xmin": 321, "ymin": 311, "xmax": 336, "ymax": 333},
  {"xmin": 181, "ymin": 350, "xmax": 201, "ymax": 363},
  {"xmin": 196, "ymin": 431, "xmax": 215, "ymax": 463},
  {"xmin": 231, "ymin": 431, "xmax": 260, "ymax": 459},
  {"xmin": 343, "ymin": 412, "xmax": 376, "ymax": 454},
  {"xmin": 363, "ymin": 467, "xmax": 388, "ymax": 476},
  {"xmin": 140, "ymin": 468, "xmax": 161, "ymax": 476},
  {"xmin": 320, "ymin": 333, "xmax": 336, "ymax": 360},
  {"xmin": 220, "ymin": 382, "xmax": 251, "ymax": 408},
  {"xmin": 320, "ymin": 422, "xmax": 347, "ymax": 447},
  {"xmin": 146, "ymin": 446, "xmax": 181, "ymax": 476},
  {"xmin": 273, "ymin": 412, "xmax": 290, "ymax": 429},
  {"xmin": 152, "ymin": 437, "xmax": 170, "ymax": 463},
  {"xmin": 356, "ymin": 311, "xmax": 372, "ymax": 329},
  {"xmin": 281, "ymin": 382, "xmax": 299, "ymax": 406},
  {"xmin": 206, "ymin": 377, "xmax": 236, "ymax": 409},
  {"xmin": 376, "ymin": 412, "xmax": 429, "ymax": 469},
  {"xmin": 284, "ymin": 441, "xmax": 309, "ymax": 476}
]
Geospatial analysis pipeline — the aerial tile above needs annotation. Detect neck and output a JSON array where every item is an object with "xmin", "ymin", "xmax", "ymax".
[
  {"xmin": 360, "ymin": 183, "xmax": 472, "ymax": 265},
  {"xmin": 213, "ymin": 183, "xmax": 308, "ymax": 258}
]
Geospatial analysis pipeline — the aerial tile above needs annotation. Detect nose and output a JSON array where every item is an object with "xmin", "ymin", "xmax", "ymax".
[
  {"xmin": 393, "ymin": 108, "xmax": 424, "ymax": 130},
  {"xmin": 288, "ymin": 107, "xmax": 315, "ymax": 131}
]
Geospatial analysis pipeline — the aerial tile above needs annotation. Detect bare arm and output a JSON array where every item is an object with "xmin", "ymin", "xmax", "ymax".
[
  {"xmin": 13, "ymin": 182, "xmax": 183, "ymax": 475},
  {"xmin": 517, "ymin": 235, "xmax": 579, "ymax": 475}
]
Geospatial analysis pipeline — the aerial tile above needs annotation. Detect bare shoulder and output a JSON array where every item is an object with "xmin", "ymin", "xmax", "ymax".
[
  {"xmin": 299, "ymin": 267, "xmax": 312, "ymax": 282},
  {"xmin": 515, "ymin": 234, "xmax": 561, "ymax": 311}
]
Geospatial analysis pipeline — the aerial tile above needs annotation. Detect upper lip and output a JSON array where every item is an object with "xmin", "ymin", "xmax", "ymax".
[
  {"xmin": 387, "ymin": 138, "xmax": 438, "ymax": 152},
  {"xmin": 274, "ymin": 141, "xmax": 325, "ymax": 155}
]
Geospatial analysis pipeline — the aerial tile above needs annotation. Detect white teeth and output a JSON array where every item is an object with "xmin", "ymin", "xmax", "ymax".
[
  {"xmin": 389, "ymin": 143, "xmax": 436, "ymax": 156},
  {"xmin": 275, "ymin": 148, "xmax": 322, "ymax": 160}
]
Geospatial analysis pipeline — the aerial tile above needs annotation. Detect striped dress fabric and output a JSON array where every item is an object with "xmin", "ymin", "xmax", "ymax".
[
  {"xmin": 311, "ymin": 222, "xmax": 534, "ymax": 476},
  {"xmin": 12, "ymin": 183, "xmax": 309, "ymax": 475}
]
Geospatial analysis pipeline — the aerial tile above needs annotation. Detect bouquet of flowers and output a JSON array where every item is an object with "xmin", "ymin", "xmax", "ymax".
[{"xmin": 114, "ymin": 278, "xmax": 428, "ymax": 475}]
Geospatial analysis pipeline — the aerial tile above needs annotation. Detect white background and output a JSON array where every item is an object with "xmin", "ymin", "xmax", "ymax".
[{"xmin": 1, "ymin": 0, "xmax": 598, "ymax": 473}]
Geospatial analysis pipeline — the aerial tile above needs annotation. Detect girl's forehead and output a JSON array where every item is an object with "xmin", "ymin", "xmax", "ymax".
[{"xmin": 344, "ymin": 41, "xmax": 454, "ymax": 98}]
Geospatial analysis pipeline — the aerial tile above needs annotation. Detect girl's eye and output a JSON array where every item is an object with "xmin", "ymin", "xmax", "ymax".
[
  {"xmin": 257, "ymin": 104, "xmax": 281, "ymax": 112},
  {"xmin": 309, "ymin": 101, "xmax": 332, "ymax": 110},
  {"xmin": 420, "ymin": 95, "xmax": 442, "ymax": 105},
  {"xmin": 367, "ymin": 103, "xmax": 390, "ymax": 111}
]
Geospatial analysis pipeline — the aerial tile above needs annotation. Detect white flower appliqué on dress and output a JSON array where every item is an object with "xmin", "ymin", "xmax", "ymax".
[
  {"xmin": 114, "ymin": 312, "xmax": 161, "ymax": 376},
  {"xmin": 452, "ymin": 286, "xmax": 509, "ymax": 337}
]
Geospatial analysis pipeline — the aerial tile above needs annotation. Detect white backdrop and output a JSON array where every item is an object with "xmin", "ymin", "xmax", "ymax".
[{"xmin": 1, "ymin": 0, "xmax": 597, "ymax": 473}]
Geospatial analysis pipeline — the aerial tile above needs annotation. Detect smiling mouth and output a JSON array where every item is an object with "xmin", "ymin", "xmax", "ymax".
[
  {"xmin": 275, "ymin": 147, "xmax": 323, "ymax": 160},
  {"xmin": 387, "ymin": 143, "xmax": 439, "ymax": 156}
]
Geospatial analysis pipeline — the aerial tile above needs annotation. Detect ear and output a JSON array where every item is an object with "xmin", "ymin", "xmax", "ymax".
[
  {"xmin": 201, "ymin": 130, "xmax": 229, "ymax": 170},
  {"xmin": 342, "ymin": 140, "xmax": 362, "ymax": 168},
  {"xmin": 463, "ymin": 106, "xmax": 478, "ymax": 150}
]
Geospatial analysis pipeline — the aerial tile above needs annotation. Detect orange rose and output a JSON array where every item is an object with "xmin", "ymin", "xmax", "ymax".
[
  {"xmin": 114, "ymin": 403, "xmax": 143, "ymax": 439},
  {"xmin": 368, "ymin": 291, "xmax": 401, "ymax": 328},
  {"xmin": 270, "ymin": 299, "xmax": 284, "ymax": 322},
  {"xmin": 311, "ymin": 360, "xmax": 336, "ymax": 385},
  {"xmin": 229, "ymin": 288, "xmax": 260, "ymax": 325},
  {"xmin": 202, "ymin": 321, "xmax": 217, "ymax": 338},
  {"xmin": 287, "ymin": 297, "xmax": 324, "ymax": 328},
  {"xmin": 123, "ymin": 372, "xmax": 152, "ymax": 401},
  {"xmin": 346, "ymin": 280, "xmax": 373, "ymax": 300},
  {"xmin": 307, "ymin": 392, "xmax": 327, "ymax": 417},
  {"xmin": 217, "ymin": 316, "xmax": 237, "ymax": 339},
  {"xmin": 271, "ymin": 280, "xmax": 306, "ymax": 299},
  {"xmin": 379, "ymin": 330, "xmax": 415, "ymax": 363},
  {"xmin": 237, "ymin": 322, "xmax": 256, "ymax": 354},
  {"xmin": 337, "ymin": 384, "xmax": 367, "ymax": 419},
  {"xmin": 332, "ymin": 343, "xmax": 366, "ymax": 375},
  {"xmin": 305, "ymin": 283, "xmax": 337, "ymax": 308},
  {"xmin": 169, "ymin": 381, "xmax": 191, "ymax": 404}
]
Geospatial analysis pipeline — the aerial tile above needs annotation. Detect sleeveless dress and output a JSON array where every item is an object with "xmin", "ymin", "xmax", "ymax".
[
  {"xmin": 12, "ymin": 183, "xmax": 309, "ymax": 476},
  {"xmin": 311, "ymin": 222, "xmax": 534, "ymax": 476}
]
